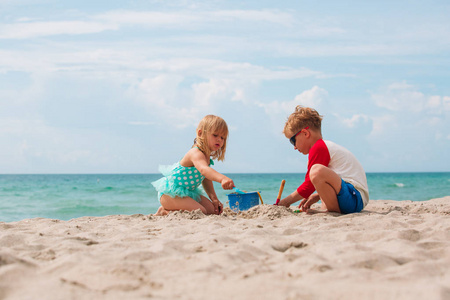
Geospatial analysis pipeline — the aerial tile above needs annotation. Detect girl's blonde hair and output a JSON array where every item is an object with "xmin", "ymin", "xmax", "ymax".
[
  {"xmin": 193, "ymin": 115, "xmax": 228, "ymax": 161},
  {"xmin": 283, "ymin": 106, "xmax": 323, "ymax": 137}
]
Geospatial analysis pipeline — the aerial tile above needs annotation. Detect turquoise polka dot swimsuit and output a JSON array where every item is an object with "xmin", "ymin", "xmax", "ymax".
[{"xmin": 151, "ymin": 158, "xmax": 214, "ymax": 203}]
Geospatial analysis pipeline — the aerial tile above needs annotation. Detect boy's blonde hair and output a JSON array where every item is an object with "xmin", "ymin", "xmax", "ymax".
[
  {"xmin": 194, "ymin": 115, "xmax": 228, "ymax": 161},
  {"xmin": 283, "ymin": 106, "xmax": 323, "ymax": 137}
]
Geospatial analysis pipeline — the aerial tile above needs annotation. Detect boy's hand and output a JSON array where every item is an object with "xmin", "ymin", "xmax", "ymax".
[
  {"xmin": 299, "ymin": 198, "xmax": 308, "ymax": 211},
  {"xmin": 299, "ymin": 194, "xmax": 320, "ymax": 211},
  {"xmin": 221, "ymin": 177, "xmax": 234, "ymax": 190}
]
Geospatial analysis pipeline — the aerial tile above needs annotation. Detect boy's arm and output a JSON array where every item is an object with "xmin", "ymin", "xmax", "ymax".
[
  {"xmin": 278, "ymin": 190, "xmax": 304, "ymax": 207},
  {"xmin": 297, "ymin": 139, "xmax": 331, "ymax": 199}
]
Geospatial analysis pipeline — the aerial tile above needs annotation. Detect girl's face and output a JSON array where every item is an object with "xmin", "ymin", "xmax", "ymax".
[{"xmin": 207, "ymin": 131, "xmax": 226, "ymax": 152}]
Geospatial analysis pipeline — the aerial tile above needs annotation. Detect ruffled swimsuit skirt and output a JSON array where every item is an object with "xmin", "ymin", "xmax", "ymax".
[{"xmin": 151, "ymin": 159, "xmax": 213, "ymax": 203}]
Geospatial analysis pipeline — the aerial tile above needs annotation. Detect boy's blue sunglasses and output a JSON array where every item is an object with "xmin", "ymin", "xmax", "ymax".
[{"xmin": 289, "ymin": 126, "xmax": 309, "ymax": 146}]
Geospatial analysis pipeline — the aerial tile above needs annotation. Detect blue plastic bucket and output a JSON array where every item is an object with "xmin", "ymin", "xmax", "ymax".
[{"xmin": 227, "ymin": 191, "xmax": 260, "ymax": 212}]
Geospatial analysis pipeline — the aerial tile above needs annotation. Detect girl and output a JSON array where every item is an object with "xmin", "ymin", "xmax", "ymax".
[{"xmin": 152, "ymin": 115, "xmax": 234, "ymax": 216}]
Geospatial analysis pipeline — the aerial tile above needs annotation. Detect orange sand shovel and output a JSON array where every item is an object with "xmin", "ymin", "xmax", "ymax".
[{"xmin": 274, "ymin": 179, "xmax": 286, "ymax": 205}]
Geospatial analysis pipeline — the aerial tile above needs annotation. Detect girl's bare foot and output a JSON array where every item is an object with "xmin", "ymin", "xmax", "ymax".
[{"xmin": 154, "ymin": 206, "xmax": 169, "ymax": 216}]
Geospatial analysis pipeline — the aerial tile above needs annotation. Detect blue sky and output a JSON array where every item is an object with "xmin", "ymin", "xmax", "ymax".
[{"xmin": 1, "ymin": 0, "xmax": 449, "ymax": 174}]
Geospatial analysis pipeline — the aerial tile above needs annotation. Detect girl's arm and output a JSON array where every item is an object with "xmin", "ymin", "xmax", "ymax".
[
  {"xmin": 189, "ymin": 149, "xmax": 234, "ymax": 189},
  {"xmin": 202, "ymin": 178, "xmax": 223, "ymax": 214}
]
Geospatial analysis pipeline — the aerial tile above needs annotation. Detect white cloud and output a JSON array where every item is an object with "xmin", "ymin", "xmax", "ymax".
[
  {"xmin": 0, "ymin": 45, "xmax": 328, "ymax": 130},
  {"xmin": 1, "ymin": 2, "xmax": 449, "ymax": 174},
  {"xmin": 0, "ymin": 21, "xmax": 118, "ymax": 39},
  {"xmin": 293, "ymin": 86, "xmax": 327, "ymax": 109},
  {"xmin": 1, "ymin": 4, "xmax": 449, "ymax": 61},
  {"xmin": 128, "ymin": 75, "xmax": 201, "ymax": 128},
  {"xmin": 0, "ymin": 43, "xmax": 326, "ymax": 80},
  {"xmin": 0, "ymin": 118, "xmax": 146, "ymax": 173},
  {"xmin": 119, "ymin": 60, "xmax": 326, "ymax": 128},
  {"xmin": 95, "ymin": 11, "xmax": 199, "ymax": 26},
  {"xmin": 211, "ymin": 10, "xmax": 294, "ymax": 26},
  {"xmin": 341, "ymin": 114, "xmax": 370, "ymax": 128},
  {"xmin": 427, "ymin": 117, "xmax": 442, "ymax": 127},
  {"xmin": 231, "ymin": 89, "xmax": 245, "ymax": 102},
  {"xmin": 95, "ymin": 9, "xmax": 294, "ymax": 27},
  {"xmin": 193, "ymin": 78, "xmax": 232, "ymax": 107},
  {"xmin": 371, "ymin": 81, "xmax": 425, "ymax": 112},
  {"xmin": 123, "ymin": 68, "xmax": 329, "ymax": 129},
  {"xmin": 129, "ymin": 73, "xmax": 255, "ymax": 128},
  {"xmin": 0, "ymin": 119, "xmax": 89, "ymax": 168},
  {"xmin": 366, "ymin": 83, "xmax": 450, "ymax": 164},
  {"xmin": 371, "ymin": 81, "xmax": 450, "ymax": 114},
  {"xmin": 444, "ymin": 96, "xmax": 450, "ymax": 111},
  {"xmin": 427, "ymin": 95, "xmax": 441, "ymax": 109},
  {"xmin": 367, "ymin": 114, "xmax": 396, "ymax": 137},
  {"xmin": 128, "ymin": 121, "xmax": 155, "ymax": 126},
  {"xmin": 255, "ymin": 86, "xmax": 328, "ymax": 130},
  {"xmin": 135, "ymin": 74, "xmax": 184, "ymax": 107},
  {"xmin": 141, "ymin": 59, "xmax": 323, "ymax": 82}
]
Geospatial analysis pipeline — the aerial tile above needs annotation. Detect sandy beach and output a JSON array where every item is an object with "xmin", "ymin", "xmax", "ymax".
[{"xmin": 1, "ymin": 197, "xmax": 449, "ymax": 300}]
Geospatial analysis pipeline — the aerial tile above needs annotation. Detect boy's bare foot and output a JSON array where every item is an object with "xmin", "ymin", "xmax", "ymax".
[{"xmin": 154, "ymin": 206, "xmax": 169, "ymax": 216}]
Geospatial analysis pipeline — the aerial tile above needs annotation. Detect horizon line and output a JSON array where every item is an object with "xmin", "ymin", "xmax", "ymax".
[{"xmin": 1, "ymin": 171, "xmax": 449, "ymax": 176}]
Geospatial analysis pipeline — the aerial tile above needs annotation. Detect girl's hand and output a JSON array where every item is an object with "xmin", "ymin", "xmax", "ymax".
[
  {"xmin": 212, "ymin": 200, "xmax": 223, "ymax": 215},
  {"xmin": 221, "ymin": 177, "xmax": 234, "ymax": 190}
]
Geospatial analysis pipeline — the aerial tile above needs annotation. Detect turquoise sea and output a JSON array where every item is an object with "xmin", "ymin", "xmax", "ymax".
[{"xmin": 1, "ymin": 172, "xmax": 449, "ymax": 222}]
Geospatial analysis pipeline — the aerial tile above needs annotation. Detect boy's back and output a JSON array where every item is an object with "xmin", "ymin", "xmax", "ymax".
[
  {"xmin": 322, "ymin": 140, "xmax": 369, "ymax": 206},
  {"xmin": 297, "ymin": 139, "xmax": 369, "ymax": 208}
]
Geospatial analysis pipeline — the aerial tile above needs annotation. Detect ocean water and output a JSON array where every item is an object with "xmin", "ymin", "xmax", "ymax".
[{"xmin": 0, "ymin": 172, "xmax": 449, "ymax": 222}]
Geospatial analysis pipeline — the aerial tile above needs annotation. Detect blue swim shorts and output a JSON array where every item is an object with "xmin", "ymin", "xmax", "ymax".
[{"xmin": 337, "ymin": 179, "xmax": 363, "ymax": 214}]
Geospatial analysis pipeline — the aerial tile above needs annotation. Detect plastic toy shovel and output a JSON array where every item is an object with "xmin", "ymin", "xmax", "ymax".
[
  {"xmin": 233, "ymin": 186, "xmax": 245, "ymax": 194},
  {"xmin": 274, "ymin": 180, "xmax": 286, "ymax": 205}
]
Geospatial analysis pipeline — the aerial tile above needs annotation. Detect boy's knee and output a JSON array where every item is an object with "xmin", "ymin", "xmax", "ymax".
[{"xmin": 310, "ymin": 164, "xmax": 326, "ymax": 181}]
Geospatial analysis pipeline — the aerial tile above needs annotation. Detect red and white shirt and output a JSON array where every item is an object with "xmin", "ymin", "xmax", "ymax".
[{"xmin": 297, "ymin": 139, "xmax": 369, "ymax": 207}]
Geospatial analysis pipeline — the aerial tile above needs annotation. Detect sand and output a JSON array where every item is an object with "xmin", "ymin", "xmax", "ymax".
[{"xmin": 1, "ymin": 197, "xmax": 449, "ymax": 300}]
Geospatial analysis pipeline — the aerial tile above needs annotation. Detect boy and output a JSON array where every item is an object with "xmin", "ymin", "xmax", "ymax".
[{"xmin": 278, "ymin": 106, "xmax": 369, "ymax": 214}]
